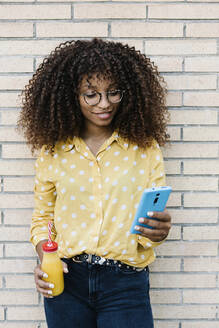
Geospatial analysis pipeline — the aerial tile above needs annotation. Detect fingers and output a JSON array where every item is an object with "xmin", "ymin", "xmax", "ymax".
[
  {"xmin": 34, "ymin": 265, "xmax": 54, "ymax": 298},
  {"xmin": 61, "ymin": 261, "xmax": 69, "ymax": 274},
  {"xmin": 135, "ymin": 210, "xmax": 171, "ymax": 242}
]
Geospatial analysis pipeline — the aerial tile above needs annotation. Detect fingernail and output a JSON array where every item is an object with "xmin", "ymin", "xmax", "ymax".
[
  {"xmin": 135, "ymin": 226, "xmax": 140, "ymax": 230},
  {"xmin": 147, "ymin": 211, "xmax": 153, "ymax": 217},
  {"xmin": 139, "ymin": 218, "xmax": 144, "ymax": 223},
  {"xmin": 48, "ymin": 290, "xmax": 52, "ymax": 295},
  {"xmin": 43, "ymin": 273, "xmax": 48, "ymax": 278},
  {"xmin": 49, "ymin": 283, "xmax": 54, "ymax": 289},
  {"xmin": 63, "ymin": 267, "xmax": 68, "ymax": 273}
]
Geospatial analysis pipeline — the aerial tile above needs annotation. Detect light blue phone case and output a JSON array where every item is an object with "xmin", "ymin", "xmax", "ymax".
[{"xmin": 130, "ymin": 186, "xmax": 172, "ymax": 234}]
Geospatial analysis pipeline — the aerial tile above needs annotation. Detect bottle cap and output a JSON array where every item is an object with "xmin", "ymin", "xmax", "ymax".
[{"xmin": 42, "ymin": 241, "xmax": 58, "ymax": 252}]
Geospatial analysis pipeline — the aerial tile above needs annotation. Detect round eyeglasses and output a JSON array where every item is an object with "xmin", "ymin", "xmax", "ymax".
[{"xmin": 81, "ymin": 90, "xmax": 125, "ymax": 106}]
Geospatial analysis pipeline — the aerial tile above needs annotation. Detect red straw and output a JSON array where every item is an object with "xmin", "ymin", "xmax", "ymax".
[{"xmin": 48, "ymin": 221, "xmax": 52, "ymax": 245}]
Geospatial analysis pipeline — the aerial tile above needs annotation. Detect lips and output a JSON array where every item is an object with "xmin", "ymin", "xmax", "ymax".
[{"xmin": 92, "ymin": 111, "xmax": 113, "ymax": 120}]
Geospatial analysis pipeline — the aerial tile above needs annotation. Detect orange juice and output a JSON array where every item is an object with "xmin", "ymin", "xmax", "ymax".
[{"xmin": 41, "ymin": 241, "xmax": 64, "ymax": 296}]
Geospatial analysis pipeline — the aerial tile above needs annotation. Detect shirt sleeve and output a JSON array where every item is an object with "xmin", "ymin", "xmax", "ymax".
[
  {"xmin": 30, "ymin": 146, "xmax": 57, "ymax": 248},
  {"xmin": 138, "ymin": 141, "xmax": 167, "ymax": 249}
]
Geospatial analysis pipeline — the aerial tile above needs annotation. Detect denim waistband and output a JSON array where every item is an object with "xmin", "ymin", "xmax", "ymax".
[{"xmin": 71, "ymin": 253, "xmax": 147, "ymax": 272}]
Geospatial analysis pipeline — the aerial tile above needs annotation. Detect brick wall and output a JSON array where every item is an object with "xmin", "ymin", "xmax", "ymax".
[{"xmin": 0, "ymin": 1, "xmax": 218, "ymax": 327}]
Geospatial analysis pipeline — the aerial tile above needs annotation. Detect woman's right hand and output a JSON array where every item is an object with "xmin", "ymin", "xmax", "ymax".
[{"xmin": 34, "ymin": 264, "xmax": 54, "ymax": 298}]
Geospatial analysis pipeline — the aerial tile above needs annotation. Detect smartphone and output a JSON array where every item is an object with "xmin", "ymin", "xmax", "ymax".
[{"xmin": 130, "ymin": 186, "xmax": 172, "ymax": 234}]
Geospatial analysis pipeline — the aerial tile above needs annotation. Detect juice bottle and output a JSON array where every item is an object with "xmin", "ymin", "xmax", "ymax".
[{"xmin": 41, "ymin": 241, "xmax": 64, "ymax": 296}]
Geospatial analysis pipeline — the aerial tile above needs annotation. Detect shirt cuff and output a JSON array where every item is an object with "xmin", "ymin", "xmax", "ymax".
[{"xmin": 30, "ymin": 234, "xmax": 49, "ymax": 248}]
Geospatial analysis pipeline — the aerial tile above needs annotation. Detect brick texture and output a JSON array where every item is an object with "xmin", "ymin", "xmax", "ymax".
[{"xmin": 0, "ymin": 1, "xmax": 218, "ymax": 327}]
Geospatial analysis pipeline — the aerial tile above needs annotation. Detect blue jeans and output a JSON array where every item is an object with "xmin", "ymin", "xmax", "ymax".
[{"xmin": 44, "ymin": 258, "xmax": 154, "ymax": 328}]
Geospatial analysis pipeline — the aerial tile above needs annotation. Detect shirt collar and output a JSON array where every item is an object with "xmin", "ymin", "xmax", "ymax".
[{"xmin": 62, "ymin": 131, "xmax": 129, "ymax": 152}]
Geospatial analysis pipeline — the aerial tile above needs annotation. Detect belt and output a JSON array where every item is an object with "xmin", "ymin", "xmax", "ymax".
[{"xmin": 72, "ymin": 253, "xmax": 147, "ymax": 272}]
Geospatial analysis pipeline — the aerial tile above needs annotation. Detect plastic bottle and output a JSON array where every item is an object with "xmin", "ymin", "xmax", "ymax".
[{"xmin": 41, "ymin": 241, "xmax": 64, "ymax": 296}]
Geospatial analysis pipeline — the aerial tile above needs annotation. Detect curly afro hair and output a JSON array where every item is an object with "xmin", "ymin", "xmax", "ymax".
[{"xmin": 17, "ymin": 38, "xmax": 169, "ymax": 154}]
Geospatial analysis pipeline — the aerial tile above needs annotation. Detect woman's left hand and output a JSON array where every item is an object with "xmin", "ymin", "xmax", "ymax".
[{"xmin": 135, "ymin": 209, "xmax": 171, "ymax": 242}]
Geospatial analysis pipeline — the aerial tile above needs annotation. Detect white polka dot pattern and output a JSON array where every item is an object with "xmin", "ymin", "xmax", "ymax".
[{"xmin": 31, "ymin": 133, "xmax": 166, "ymax": 267}]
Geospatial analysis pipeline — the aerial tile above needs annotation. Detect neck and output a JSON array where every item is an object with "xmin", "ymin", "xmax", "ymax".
[{"xmin": 81, "ymin": 123, "xmax": 113, "ymax": 142}]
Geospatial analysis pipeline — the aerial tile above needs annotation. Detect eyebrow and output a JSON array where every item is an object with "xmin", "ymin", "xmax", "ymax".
[{"xmin": 80, "ymin": 82, "xmax": 117, "ymax": 91}]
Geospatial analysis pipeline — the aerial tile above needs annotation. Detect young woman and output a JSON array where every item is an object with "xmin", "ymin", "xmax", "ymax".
[{"xmin": 18, "ymin": 38, "xmax": 171, "ymax": 328}]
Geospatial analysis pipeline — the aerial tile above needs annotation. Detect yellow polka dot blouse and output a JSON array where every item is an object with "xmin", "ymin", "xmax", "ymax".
[{"xmin": 31, "ymin": 132, "xmax": 166, "ymax": 268}]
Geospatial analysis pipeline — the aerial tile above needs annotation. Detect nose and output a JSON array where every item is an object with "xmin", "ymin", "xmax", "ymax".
[{"xmin": 98, "ymin": 92, "xmax": 110, "ymax": 109}]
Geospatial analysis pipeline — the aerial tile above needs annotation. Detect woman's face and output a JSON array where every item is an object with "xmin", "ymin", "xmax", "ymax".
[{"xmin": 78, "ymin": 74, "xmax": 120, "ymax": 130}]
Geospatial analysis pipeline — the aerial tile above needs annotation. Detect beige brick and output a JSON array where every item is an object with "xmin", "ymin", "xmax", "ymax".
[
  {"xmin": 5, "ymin": 274, "xmax": 35, "ymax": 289},
  {"xmin": 150, "ymin": 57, "xmax": 183, "ymax": 72},
  {"xmin": 4, "ymin": 177, "xmax": 34, "ymax": 192},
  {"xmin": 5, "ymin": 243, "xmax": 35, "ymax": 257},
  {"xmin": 166, "ymin": 92, "xmax": 182, "ymax": 106},
  {"xmin": 149, "ymin": 258, "xmax": 181, "ymax": 272},
  {"xmin": 184, "ymin": 226, "xmax": 219, "ymax": 241},
  {"xmin": 0, "ymin": 93, "xmax": 20, "ymax": 108},
  {"xmin": 4, "ymin": 209, "xmax": 33, "ymax": 225},
  {"xmin": 0, "ymin": 309, "xmax": 4, "ymax": 321},
  {"xmin": 0, "ymin": 227, "xmax": 29, "ymax": 241},
  {"xmin": 0, "ymin": 109, "xmax": 20, "ymax": 125},
  {"xmin": 163, "ymin": 160, "xmax": 181, "ymax": 175},
  {"xmin": 150, "ymin": 290, "xmax": 181, "ymax": 304},
  {"xmin": 7, "ymin": 306, "xmax": 45, "ymax": 320},
  {"xmin": 169, "ymin": 209, "xmax": 218, "ymax": 224},
  {"xmin": 0, "ymin": 160, "xmax": 34, "ymax": 175},
  {"xmin": 0, "ymin": 291, "xmax": 38, "ymax": 305},
  {"xmin": 184, "ymin": 192, "xmax": 219, "ymax": 208},
  {"xmin": 167, "ymin": 127, "xmax": 181, "ymax": 141},
  {"xmin": 153, "ymin": 305, "xmax": 216, "ymax": 319},
  {"xmin": 187, "ymin": 23, "xmax": 219, "ymax": 37},
  {"xmin": 0, "ymin": 245, "xmax": 3, "ymax": 258},
  {"xmin": 166, "ymin": 192, "xmax": 181, "ymax": 207},
  {"xmin": 184, "ymin": 160, "xmax": 219, "ymax": 175},
  {"xmin": 145, "ymin": 40, "xmax": 216, "ymax": 55},
  {"xmin": 0, "ymin": 23, "xmax": 33, "ymax": 37},
  {"xmin": 183, "ymin": 290, "xmax": 219, "ymax": 304},
  {"xmin": 149, "ymin": 4, "xmax": 219, "ymax": 19},
  {"xmin": 185, "ymin": 57, "xmax": 219, "ymax": 72},
  {"xmin": 74, "ymin": 3, "xmax": 146, "ymax": 19},
  {"xmin": 163, "ymin": 143, "xmax": 218, "ymax": 158},
  {"xmin": 182, "ymin": 322, "xmax": 219, "ymax": 328},
  {"xmin": 0, "ymin": 0, "xmax": 32, "ymax": 2},
  {"xmin": 0, "ymin": 194, "xmax": 34, "ymax": 209},
  {"xmin": 184, "ymin": 92, "xmax": 219, "ymax": 107},
  {"xmin": 0, "ymin": 127, "xmax": 24, "ymax": 141},
  {"xmin": 166, "ymin": 225, "xmax": 181, "ymax": 240},
  {"xmin": 165, "ymin": 75, "xmax": 217, "ymax": 90},
  {"xmin": 36, "ymin": 22, "xmax": 108, "ymax": 37},
  {"xmin": 0, "ymin": 5, "xmax": 71, "ymax": 19},
  {"xmin": 154, "ymin": 322, "xmax": 179, "ymax": 328},
  {"xmin": 184, "ymin": 258, "xmax": 219, "ymax": 272},
  {"xmin": 183, "ymin": 127, "xmax": 219, "ymax": 141},
  {"xmin": 157, "ymin": 241, "xmax": 218, "ymax": 256},
  {"xmin": 0, "ymin": 75, "xmax": 30, "ymax": 91},
  {"xmin": 151, "ymin": 273, "xmax": 216, "ymax": 288},
  {"xmin": 2, "ymin": 144, "xmax": 34, "ymax": 159},
  {"xmin": 0, "ymin": 278, "xmax": 2, "ymax": 288},
  {"xmin": 170, "ymin": 109, "xmax": 218, "ymax": 125},
  {"xmin": 0, "ymin": 40, "xmax": 62, "ymax": 56},
  {"xmin": 0, "ymin": 58, "xmax": 33, "ymax": 73},
  {"xmin": 111, "ymin": 22, "xmax": 183, "ymax": 37},
  {"xmin": 0, "ymin": 259, "xmax": 36, "ymax": 273},
  {"xmin": 114, "ymin": 0, "xmax": 182, "ymax": 1},
  {"xmin": 166, "ymin": 176, "xmax": 218, "ymax": 191},
  {"xmin": 0, "ymin": 324, "xmax": 37, "ymax": 328}
]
